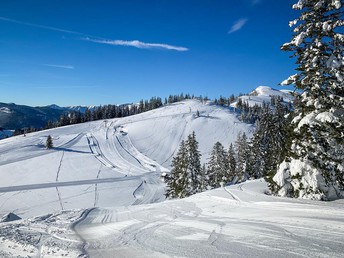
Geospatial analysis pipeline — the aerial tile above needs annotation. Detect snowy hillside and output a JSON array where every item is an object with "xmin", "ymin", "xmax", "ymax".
[
  {"xmin": 231, "ymin": 86, "xmax": 295, "ymax": 107},
  {"xmin": 0, "ymin": 99, "xmax": 343, "ymax": 258},
  {"xmin": 0, "ymin": 99, "xmax": 253, "ymax": 219},
  {"xmin": 1, "ymin": 179, "xmax": 343, "ymax": 257}
]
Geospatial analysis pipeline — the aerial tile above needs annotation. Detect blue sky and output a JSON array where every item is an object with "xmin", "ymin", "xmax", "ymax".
[{"xmin": 0, "ymin": 0, "xmax": 297, "ymax": 106}]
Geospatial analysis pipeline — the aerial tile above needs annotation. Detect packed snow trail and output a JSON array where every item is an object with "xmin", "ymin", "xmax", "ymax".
[
  {"xmin": 0, "ymin": 177, "xmax": 141, "ymax": 193},
  {"xmin": 74, "ymin": 180, "xmax": 344, "ymax": 258}
]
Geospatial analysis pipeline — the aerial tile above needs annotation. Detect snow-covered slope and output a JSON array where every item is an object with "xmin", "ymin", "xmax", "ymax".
[
  {"xmin": 0, "ymin": 99, "xmax": 343, "ymax": 257},
  {"xmin": 1, "ymin": 179, "xmax": 343, "ymax": 257},
  {"xmin": 231, "ymin": 86, "xmax": 295, "ymax": 107},
  {"xmin": 0, "ymin": 100, "xmax": 253, "ymax": 219}
]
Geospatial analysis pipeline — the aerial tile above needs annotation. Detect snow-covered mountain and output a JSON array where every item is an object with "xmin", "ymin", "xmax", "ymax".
[
  {"xmin": 0, "ymin": 98, "xmax": 343, "ymax": 257},
  {"xmin": 231, "ymin": 86, "xmax": 295, "ymax": 108},
  {"xmin": 0, "ymin": 102, "xmax": 66, "ymax": 130}
]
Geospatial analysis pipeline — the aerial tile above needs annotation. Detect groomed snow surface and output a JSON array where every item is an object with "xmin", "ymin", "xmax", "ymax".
[
  {"xmin": 1, "ymin": 180, "xmax": 343, "ymax": 257},
  {"xmin": 0, "ymin": 99, "xmax": 343, "ymax": 257}
]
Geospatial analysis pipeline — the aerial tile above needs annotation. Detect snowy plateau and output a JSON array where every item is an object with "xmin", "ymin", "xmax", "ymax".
[{"xmin": 0, "ymin": 93, "xmax": 343, "ymax": 257}]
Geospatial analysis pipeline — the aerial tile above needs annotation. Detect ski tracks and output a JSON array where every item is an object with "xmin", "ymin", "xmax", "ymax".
[
  {"xmin": 56, "ymin": 151, "xmax": 65, "ymax": 210},
  {"xmin": 94, "ymin": 164, "xmax": 102, "ymax": 207},
  {"xmin": 86, "ymin": 134, "xmax": 116, "ymax": 169},
  {"xmin": 223, "ymin": 185, "xmax": 242, "ymax": 203}
]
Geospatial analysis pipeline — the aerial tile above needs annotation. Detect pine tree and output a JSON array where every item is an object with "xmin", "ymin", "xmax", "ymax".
[
  {"xmin": 273, "ymin": 0, "xmax": 344, "ymax": 200},
  {"xmin": 235, "ymin": 132, "xmax": 250, "ymax": 182},
  {"xmin": 227, "ymin": 143, "xmax": 236, "ymax": 182},
  {"xmin": 200, "ymin": 163, "xmax": 208, "ymax": 191},
  {"xmin": 207, "ymin": 142, "xmax": 230, "ymax": 188},
  {"xmin": 186, "ymin": 131, "xmax": 202, "ymax": 194},
  {"xmin": 165, "ymin": 140, "xmax": 189, "ymax": 199},
  {"xmin": 46, "ymin": 135, "xmax": 53, "ymax": 149},
  {"xmin": 165, "ymin": 132, "xmax": 202, "ymax": 198}
]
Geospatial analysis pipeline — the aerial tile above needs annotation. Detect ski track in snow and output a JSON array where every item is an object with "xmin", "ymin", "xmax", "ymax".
[
  {"xmin": 86, "ymin": 134, "xmax": 117, "ymax": 169},
  {"xmin": 94, "ymin": 164, "xmax": 102, "ymax": 207},
  {"xmin": 3, "ymin": 99, "xmax": 337, "ymax": 257},
  {"xmin": 73, "ymin": 180, "xmax": 344, "ymax": 258}
]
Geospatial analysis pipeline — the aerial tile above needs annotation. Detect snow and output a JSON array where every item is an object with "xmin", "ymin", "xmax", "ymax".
[
  {"xmin": 231, "ymin": 86, "xmax": 294, "ymax": 108},
  {"xmin": 2, "ymin": 180, "xmax": 343, "ymax": 257},
  {"xmin": 333, "ymin": 0, "xmax": 341, "ymax": 9},
  {"xmin": 0, "ymin": 100, "xmax": 253, "ymax": 219},
  {"xmin": 293, "ymin": 31, "xmax": 306, "ymax": 46},
  {"xmin": 0, "ymin": 99, "xmax": 343, "ymax": 257},
  {"xmin": 0, "ymin": 107, "xmax": 12, "ymax": 114}
]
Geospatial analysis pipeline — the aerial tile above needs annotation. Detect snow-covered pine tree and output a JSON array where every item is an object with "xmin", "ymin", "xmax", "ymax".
[
  {"xmin": 200, "ymin": 163, "xmax": 208, "ymax": 191},
  {"xmin": 227, "ymin": 143, "xmax": 236, "ymax": 182},
  {"xmin": 46, "ymin": 135, "xmax": 53, "ymax": 149},
  {"xmin": 165, "ymin": 140, "xmax": 189, "ymax": 199},
  {"xmin": 207, "ymin": 142, "xmax": 230, "ymax": 188},
  {"xmin": 265, "ymin": 101, "xmax": 292, "ymax": 190},
  {"xmin": 249, "ymin": 102, "xmax": 291, "ymax": 181},
  {"xmin": 186, "ymin": 131, "xmax": 202, "ymax": 194},
  {"xmin": 273, "ymin": 0, "xmax": 344, "ymax": 200},
  {"xmin": 249, "ymin": 104, "xmax": 273, "ymax": 179},
  {"xmin": 235, "ymin": 132, "xmax": 250, "ymax": 182}
]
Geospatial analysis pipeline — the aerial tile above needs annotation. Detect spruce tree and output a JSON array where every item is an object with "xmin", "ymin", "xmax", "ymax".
[
  {"xmin": 227, "ymin": 143, "xmax": 236, "ymax": 182},
  {"xmin": 165, "ymin": 132, "xmax": 202, "ymax": 199},
  {"xmin": 46, "ymin": 135, "xmax": 53, "ymax": 149},
  {"xmin": 186, "ymin": 131, "xmax": 202, "ymax": 194},
  {"xmin": 165, "ymin": 140, "xmax": 189, "ymax": 199},
  {"xmin": 207, "ymin": 142, "xmax": 230, "ymax": 188},
  {"xmin": 235, "ymin": 132, "xmax": 250, "ymax": 182},
  {"xmin": 273, "ymin": 0, "xmax": 344, "ymax": 200}
]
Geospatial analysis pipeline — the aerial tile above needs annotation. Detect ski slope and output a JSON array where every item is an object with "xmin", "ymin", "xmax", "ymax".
[
  {"xmin": 0, "ymin": 100, "xmax": 253, "ymax": 219},
  {"xmin": 1, "ymin": 180, "xmax": 343, "ymax": 257},
  {"xmin": 0, "ymin": 98, "xmax": 343, "ymax": 257}
]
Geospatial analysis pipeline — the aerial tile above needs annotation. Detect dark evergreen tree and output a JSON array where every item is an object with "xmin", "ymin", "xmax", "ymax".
[
  {"xmin": 165, "ymin": 140, "xmax": 189, "ymax": 199},
  {"xmin": 273, "ymin": 0, "xmax": 344, "ymax": 200},
  {"xmin": 227, "ymin": 143, "xmax": 236, "ymax": 182},
  {"xmin": 46, "ymin": 135, "xmax": 53, "ymax": 149},
  {"xmin": 207, "ymin": 142, "xmax": 230, "ymax": 188},
  {"xmin": 200, "ymin": 163, "xmax": 208, "ymax": 191},
  {"xmin": 234, "ymin": 132, "xmax": 250, "ymax": 182},
  {"xmin": 166, "ymin": 132, "xmax": 202, "ymax": 198},
  {"xmin": 186, "ymin": 131, "xmax": 202, "ymax": 194}
]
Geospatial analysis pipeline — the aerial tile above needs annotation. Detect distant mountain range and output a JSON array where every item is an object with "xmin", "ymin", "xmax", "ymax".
[{"xmin": 0, "ymin": 103, "xmax": 93, "ymax": 131}]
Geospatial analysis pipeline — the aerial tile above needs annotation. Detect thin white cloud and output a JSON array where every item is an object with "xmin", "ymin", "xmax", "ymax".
[
  {"xmin": 83, "ymin": 38, "xmax": 189, "ymax": 52},
  {"xmin": 33, "ymin": 85, "xmax": 96, "ymax": 89},
  {"xmin": 0, "ymin": 16, "xmax": 87, "ymax": 36},
  {"xmin": 43, "ymin": 64, "xmax": 75, "ymax": 70},
  {"xmin": 0, "ymin": 16, "xmax": 189, "ymax": 52},
  {"xmin": 228, "ymin": 18, "xmax": 248, "ymax": 34}
]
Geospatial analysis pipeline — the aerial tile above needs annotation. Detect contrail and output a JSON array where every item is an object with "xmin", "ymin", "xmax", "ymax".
[{"xmin": 0, "ymin": 16, "xmax": 93, "ymax": 37}]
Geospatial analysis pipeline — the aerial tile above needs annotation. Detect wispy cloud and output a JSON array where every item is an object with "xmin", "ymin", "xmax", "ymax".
[
  {"xmin": 0, "ymin": 16, "xmax": 87, "ymax": 36},
  {"xmin": 0, "ymin": 16, "xmax": 189, "ymax": 52},
  {"xmin": 43, "ymin": 64, "xmax": 75, "ymax": 70},
  {"xmin": 33, "ymin": 85, "xmax": 96, "ymax": 89},
  {"xmin": 228, "ymin": 18, "xmax": 248, "ymax": 34},
  {"xmin": 83, "ymin": 38, "xmax": 189, "ymax": 52}
]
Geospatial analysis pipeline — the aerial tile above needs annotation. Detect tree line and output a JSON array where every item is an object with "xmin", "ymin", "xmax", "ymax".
[{"xmin": 165, "ymin": 100, "xmax": 291, "ymax": 198}]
